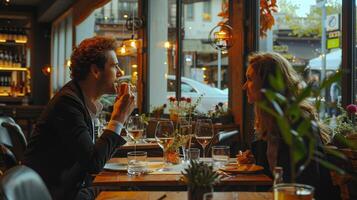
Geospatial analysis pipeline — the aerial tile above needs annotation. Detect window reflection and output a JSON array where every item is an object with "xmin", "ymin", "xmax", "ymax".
[{"xmin": 259, "ymin": 0, "xmax": 342, "ymax": 119}]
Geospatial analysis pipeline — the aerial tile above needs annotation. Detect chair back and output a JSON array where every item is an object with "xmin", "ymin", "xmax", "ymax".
[
  {"xmin": 206, "ymin": 130, "xmax": 240, "ymax": 157},
  {"xmin": 1, "ymin": 121, "xmax": 27, "ymax": 162},
  {"xmin": 0, "ymin": 144, "xmax": 17, "ymax": 172},
  {"xmin": 0, "ymin": 116, "xmax": 15, "ymax": 147},
  {"xmin": 0, "ymin": 165, "xmax": 52, "ymax": 200},
  {"xmin": 146, "ymin": 118, "xmax": 170, "ymax": 138}
]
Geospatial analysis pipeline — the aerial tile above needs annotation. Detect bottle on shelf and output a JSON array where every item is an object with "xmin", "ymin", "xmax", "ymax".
[
  {"xmin": 0, "ymin": 27, "xmax": 5, "ymax": 41},
  {"xmin": 0, "ymin": 50, "xmax": 4, "ymax": 67},
  {"xmin": 273, "ymin": 166, "xmax": 284, "ymax": 187},
  {"xmin": 3, "ymin": 51, "xmax": 9, "ymax": 67}
]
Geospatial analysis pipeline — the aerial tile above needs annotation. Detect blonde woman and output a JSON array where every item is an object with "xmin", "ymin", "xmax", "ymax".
[{"xmin": 243, "ymin": 52, "xmax": 340, "ymax": 200}]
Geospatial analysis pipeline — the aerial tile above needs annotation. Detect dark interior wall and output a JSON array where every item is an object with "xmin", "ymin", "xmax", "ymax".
[{"xmin": 31, "ymin": 20, "xmax": 50, "ymax": 105}]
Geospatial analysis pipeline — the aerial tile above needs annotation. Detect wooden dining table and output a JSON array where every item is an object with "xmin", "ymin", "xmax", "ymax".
[
  {"xmin": 95, "ymin": 191, "xmax": 273, "ymax": 200},
  {"xmin": 93, "ymin": 157, "xmax": 272, "ymax": 191}
]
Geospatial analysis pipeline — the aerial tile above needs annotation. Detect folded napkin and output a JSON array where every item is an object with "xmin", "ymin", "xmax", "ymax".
[{"xmin": 147, "ymin": 162, "xmax": 185, "ymax": 175}]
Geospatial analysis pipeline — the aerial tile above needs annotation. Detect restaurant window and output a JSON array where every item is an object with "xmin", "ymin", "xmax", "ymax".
[
  {"xmin": 259, "ymin": 0, "xmax": 342, "ymax": 119},
  {"xmin": 75, "ymin": 0, "xmax": 140, "ymax": 109},
  {"xmin": 186, "ymin": 3, "xmax": 194, "ymax": 21},
  {"xmin": 355, "ymin": 1, "xmax": 357, "ymax": 103},
  {"xmin": 51, "ymin": 12, "xmax": 73, "ymax": 96},
  {"xmin": 147, "ymin": 0, "xmax": 177, "ymax": 111},
  {"xmin": 148, "ymin": 0, "xmax": 229, "ymax": 115},
  {"xmin": 182, "ymin": 0, "xmax": 228, "ymax": 113},
  {"xmin": 203, "ymin": 1, "xmax": 212, "ymax": 21}
]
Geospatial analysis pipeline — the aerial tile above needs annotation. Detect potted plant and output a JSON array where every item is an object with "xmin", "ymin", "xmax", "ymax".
[
  {"xmin": 150, "ymin": 104, "xmax": 167, "ymax": 119},
  {"xmin": 206, "ymin": 102, "xmax": 233, "ymax": 124},
  {"xmin": 182, "ymin": 161, "xmax": 220, "ymax": 200},
  {"xmin": 325, "ymin": 105, "xmax": 357, "ymax": 150},
  {"xmin": 258, "ymin": 68, "xmax": 357, "ymax": 200}
]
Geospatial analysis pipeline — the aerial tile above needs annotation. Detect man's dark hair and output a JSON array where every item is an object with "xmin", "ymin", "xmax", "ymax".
[{"xmin": 70, "ymin": 36, "xmax": 117, "ymax": 81}]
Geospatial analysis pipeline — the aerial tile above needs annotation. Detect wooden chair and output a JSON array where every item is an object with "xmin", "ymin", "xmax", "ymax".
[{"xmin": 205, "ymin": 130, "xmax": 240, "ymax": 157}]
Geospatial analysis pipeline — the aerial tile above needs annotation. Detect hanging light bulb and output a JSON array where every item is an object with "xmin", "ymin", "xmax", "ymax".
[
  {"xmin": 130, "ymin": 39, "xmax": 137, "ymax": 49},
  {"xmin": 164, "ymin": 41, "xmax": 171, "ymax": 49},
  {"xmin": 120, "ymin": 45, "xmax": 126, "ymax": 54}
]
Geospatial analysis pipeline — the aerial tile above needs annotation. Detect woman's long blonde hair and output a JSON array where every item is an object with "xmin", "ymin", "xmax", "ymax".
[{"xmin": 249, "ymin": 52, "xmax": 330, "ymax": 144}]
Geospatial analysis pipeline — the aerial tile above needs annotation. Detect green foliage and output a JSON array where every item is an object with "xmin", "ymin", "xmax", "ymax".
[
  {"xmin": 325, "ymin": 106, "xmax": 356, "ymax": 137},
  {"xmin": 182, "ymin": 161, "xmax": 220, "ymax": 190},
  {"xmin": 139, "ymin": 114, "xmax": 149, "ymax": 126},
  {"xmin": 278, "ymin": 0, "xmax": 341, "ymax": 37},
  {"xmin": 206, "ymin": 102, "xmax": 229, "ymax": 118},
  {"xmin": 259, "ymin": 69, "xmax": 345, "ymax": 180}
]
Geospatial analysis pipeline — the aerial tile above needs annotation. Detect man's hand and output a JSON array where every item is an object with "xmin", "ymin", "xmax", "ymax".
[{"xmin": 110, "ymin": 83, "xmax": 136, "ymax": 124}]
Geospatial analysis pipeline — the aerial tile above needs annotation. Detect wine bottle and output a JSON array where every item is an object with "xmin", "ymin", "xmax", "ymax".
[{"xmin": 273, "ymin": 166, "xmax": 283, "ymax": 186}]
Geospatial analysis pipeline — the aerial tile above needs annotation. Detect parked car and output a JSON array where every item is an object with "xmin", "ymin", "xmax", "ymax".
[
  {"xmin": 166, "ymin": 75, "xmax": 228, "ymax": 113},
  {"xmin": 100, "ymin": 75, "xmax": 228, "ymax": 113}
]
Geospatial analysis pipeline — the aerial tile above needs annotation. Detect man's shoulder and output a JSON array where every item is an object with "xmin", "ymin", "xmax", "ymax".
[{"xmin": 49, "ymin": 81, "xmax": 85, "ymax": 109}]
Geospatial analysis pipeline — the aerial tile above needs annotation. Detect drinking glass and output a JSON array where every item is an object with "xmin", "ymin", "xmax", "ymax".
[
  {"xmin": 155, "ymin": 120, "xmax": 175, "ymax": 170},
  {"xmin": 126, "ymin": 115, "xmax": 145, "ymax": 151},
  {"xmin": 184, "ymin": 148, "xmax": 200, "ymax": 162},
  {"xmin": 274, "ymin": 183, "xmax": 314, "ymax": 200},
  {"xmin": 127, "ymin": 151, "xmax": 147, "ymax": 176},
  {"xmin": 212, "ymin": 146, "xmax": 230, "ymax": 167},
  {"xmin": 195, "ymin": 119, "xmax": 214, "ymax": 158}
]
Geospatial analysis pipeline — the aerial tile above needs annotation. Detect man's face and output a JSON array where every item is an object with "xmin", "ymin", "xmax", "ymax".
[{"xmin": 97, "ymin": 50, "xmax": 123, "ymax": 94}]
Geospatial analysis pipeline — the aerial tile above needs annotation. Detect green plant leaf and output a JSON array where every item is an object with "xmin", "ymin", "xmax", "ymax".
[
  {"xmin": 314, "ymin": 157, "xmax": 345, "ymax": 175},
  {"xmin": 319, "ymin": 71, "xmax": 341, "ymax": 91},
  {"xmin": 268, "ymin": 68, "xmax": 285, "ymax": 92},
  {"xmin": 322, "ymin": 146, "xmax": 348, "ymax": 160},
  {"xmin": 296, "ymin": 85, "xmax": 313, "ymax": 103},
  {"xmin": 257, "ymin": 102, "xmax": 280, "ymax": 118},
  {"xmin": 276, "ymin": 117, "xmax": 292, "ymax": 145}
]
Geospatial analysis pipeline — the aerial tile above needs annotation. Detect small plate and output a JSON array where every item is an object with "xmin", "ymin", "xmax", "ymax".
[
  {"xmin": 145, "ymin": 138, "xmax": 157, "ymax": 143},
  {"xmin": 103, "ymin": 163, "xmax": 127, "ymax": 172},
  {"xmin": 220, "ymin": 163, "xmax": 264, "ymax": 174}
]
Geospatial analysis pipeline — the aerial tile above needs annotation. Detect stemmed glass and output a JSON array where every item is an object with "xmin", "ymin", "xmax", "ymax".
[
  {"xmin": 177, "ymin": 117, "xmax": 193, "ymax": 161},
  {"xmin": 126, "ymin": 115, "xmax": 145, "ymax": 151},
  {"xmin": 155, "ymin": 120, "xmax": 175, "ymax": 171},
  {"xmin": 194, "ymin": 119, "xmax": 214, "ymax": 158}
]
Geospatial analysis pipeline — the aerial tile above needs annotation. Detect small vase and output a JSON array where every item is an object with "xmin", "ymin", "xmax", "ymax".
[
  {"xmin": 164, "ymin": 149, "xmax": 180, "ymax": 164},
  {"xmin": 188, "ymin": 186, "xmax": 213, "ymax": 200}
]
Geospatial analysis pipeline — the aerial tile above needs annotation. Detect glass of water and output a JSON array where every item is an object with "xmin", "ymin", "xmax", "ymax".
[
  {"xmin": 211, "ymin": 146, "xmax": 230, "ymax": 167},
  {"xmin": 127, "ymin": 151, "xmax": 147, "ymax": 176},
  {"xmin": 184, "ymin": 148, "xmax": 200, "ymax": 162}
]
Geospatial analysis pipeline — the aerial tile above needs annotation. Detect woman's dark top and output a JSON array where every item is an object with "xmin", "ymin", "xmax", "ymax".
[{"xmin": 251, "ymin": 138, "xmax": 341, "ymax": 200}]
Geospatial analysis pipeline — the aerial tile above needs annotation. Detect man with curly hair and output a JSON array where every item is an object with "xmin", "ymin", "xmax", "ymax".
[{"xmin": 23, "ymin": 36, "xmax": 135, "ymax": 200}]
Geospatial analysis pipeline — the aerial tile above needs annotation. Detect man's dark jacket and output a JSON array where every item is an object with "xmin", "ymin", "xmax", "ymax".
[{"xmin": 23, "ymin": 80, "xmax": 126, "ymax": 200}]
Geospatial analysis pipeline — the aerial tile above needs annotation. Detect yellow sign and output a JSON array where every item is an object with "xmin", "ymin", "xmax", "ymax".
[
  {"xmin": 327, "ymin": 38, "xmax": 340, "ymax": 49},
  {"xmin": 328, "ymin": 31, "xmax": 340, "ymax": 38}
]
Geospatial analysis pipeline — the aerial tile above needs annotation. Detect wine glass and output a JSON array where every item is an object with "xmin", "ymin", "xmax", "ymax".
[
  {"xmin": 126, "ymin": 115, "xmax": 145, "ymax": 151},
  {"xmin": 194, "ymin": 119, "xmax": 214, "ymax": 158},
  {"xmin": 155, "ymin": 120, "xmax": 175, "ymax": 170}
]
